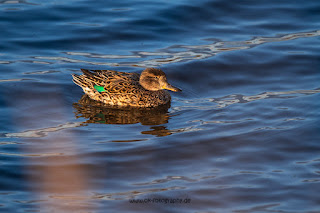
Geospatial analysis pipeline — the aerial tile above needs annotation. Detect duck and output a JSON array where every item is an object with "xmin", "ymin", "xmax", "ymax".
[{"xmin": 72, "ymin": 68, "xmax": 181, "ymax": 107}]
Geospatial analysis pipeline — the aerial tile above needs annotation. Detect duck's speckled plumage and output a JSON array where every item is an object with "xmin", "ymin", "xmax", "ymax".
[{"xmin": 72, "ymin": 68, "xmax": 180, "ymax": 108}]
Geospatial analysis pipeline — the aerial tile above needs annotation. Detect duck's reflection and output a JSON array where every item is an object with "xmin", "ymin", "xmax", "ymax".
[
  {"xmin": 73, "ymin": 95, "xmax": 172, "ymax": 136},
  {"xmin": 141, "ymin": 126, "xmax": 172, "ymax": 137}
]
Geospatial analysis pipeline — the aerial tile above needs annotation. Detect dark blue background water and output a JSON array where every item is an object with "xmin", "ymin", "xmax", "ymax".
[{"xmin": 0, "ymin": 0, "xmax": 320, "ymax": 212}]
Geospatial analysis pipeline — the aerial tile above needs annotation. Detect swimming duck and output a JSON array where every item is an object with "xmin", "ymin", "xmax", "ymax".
[{"xmin": 72, "ymin": 68, "xmax": 181, "ymax": 107}]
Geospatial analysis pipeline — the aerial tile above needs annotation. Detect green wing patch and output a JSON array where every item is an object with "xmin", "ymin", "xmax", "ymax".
[{"xmin": 94, "ymin": 85, "xmax": 106, "ymax": 92}]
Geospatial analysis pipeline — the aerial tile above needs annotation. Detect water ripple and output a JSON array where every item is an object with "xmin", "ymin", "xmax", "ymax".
[
  {"xmin": 30, "ymin": 29, "xmax": 320, "ymax": 67},
  {"xmin": 213, "ymin": 89, "xmax": 320, "ymax": 109},
  {"xmin": 23, "ymin": 70, "xmax": 60, "ymax": 75},
  {"xmin": 133, "ymin": 176, "xmax": 198, "ymax": 186},
  {"xmin": 0, "ymin": 152, "xmax": 63, "ymax": 157},
  {"xmin": 173, "ymin": 88, "xmax": 320, "ymax": 111},
  {"xmin": 2, "ymin": 122, "xmax": 82, "ymax": 138},
  {"xmin": 90, "ymin": 186, "xmax": 186, "ymax": 200},
  {"xmin": 49, "ymin": 186, "xmax": 187, "ymax": 201},
  {"xmin": 0, "ymin": 0, "xmax": 38, "ymax": 6},
  {"xmin": 0, "ymin": 78, "xmax": 34, "ymax": 82},
  {"xmin": 234, "ymin": 204, "xmax": 283, "ymax": 213}
]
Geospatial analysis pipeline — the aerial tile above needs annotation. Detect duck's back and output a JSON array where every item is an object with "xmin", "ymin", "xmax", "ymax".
[
  {"xmin": 72, "ymin": 69, "xmax": 171, "ymax": 107},
  {"xmin": 91, "ymin": 69, "xmax": 141, "ymax": 93}
]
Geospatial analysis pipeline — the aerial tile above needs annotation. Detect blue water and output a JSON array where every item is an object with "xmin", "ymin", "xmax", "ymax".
[{"xmin": 1, "ymin": 0, "xmax": 320, "ymax": 212}]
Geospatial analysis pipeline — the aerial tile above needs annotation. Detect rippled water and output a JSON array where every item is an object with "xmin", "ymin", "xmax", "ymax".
[{"xmin": 1, "ymin": 0, "xmax": 320, "ymax": 212}]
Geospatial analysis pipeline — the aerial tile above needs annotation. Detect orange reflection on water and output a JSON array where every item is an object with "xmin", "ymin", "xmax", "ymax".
[{"xmin": 9, "ymin": 88, "xmax": 92, "ymax": 212}]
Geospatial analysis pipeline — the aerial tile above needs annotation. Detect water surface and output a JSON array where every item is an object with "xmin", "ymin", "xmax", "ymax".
[{"xmin": 0, "ymin": 0, "xmax": 320, "ymax": 212}]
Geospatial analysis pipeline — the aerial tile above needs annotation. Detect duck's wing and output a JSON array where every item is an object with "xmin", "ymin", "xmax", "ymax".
[{"xmin": 76, "ymin": 69, "xmax": 141, "ymax": 94}]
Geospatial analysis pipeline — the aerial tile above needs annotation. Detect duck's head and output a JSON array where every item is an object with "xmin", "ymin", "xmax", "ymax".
[{"xmin": 139, "ymin": 68, "xmax": 182, "ymax": 92}]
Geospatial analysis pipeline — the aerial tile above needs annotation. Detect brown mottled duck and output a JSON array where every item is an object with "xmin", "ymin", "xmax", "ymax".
[{"xmin": 72, "ymin": 68, "xmax": 181, "ymax": 107}]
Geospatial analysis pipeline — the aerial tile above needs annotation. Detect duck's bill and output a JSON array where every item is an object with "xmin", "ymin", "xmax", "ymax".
[{"xmin": 163, "ymin": 83, "xmax": 182, "ymax": 92}]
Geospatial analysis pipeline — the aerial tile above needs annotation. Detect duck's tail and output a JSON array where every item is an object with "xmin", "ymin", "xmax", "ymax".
[
  {"xmin": 72, "ymin": 69, "xmax": 105, "ymax": 87},
  {"xmin": 72, "ymin": 73, "xmax": 87, "ymax": 88},
  {"xmin": 72, "ymin": 69, "xmax": 95, "ymax": 91}
]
